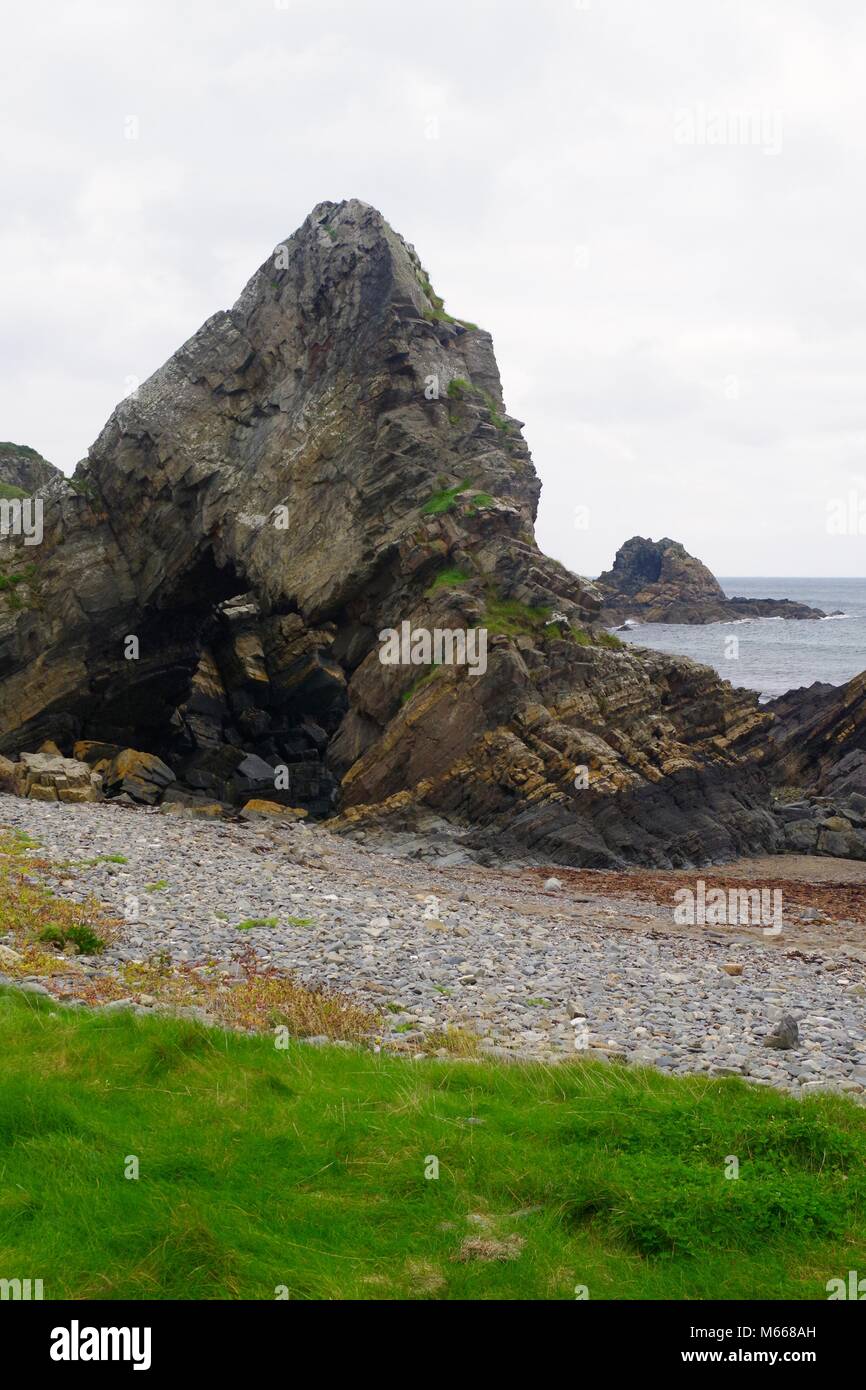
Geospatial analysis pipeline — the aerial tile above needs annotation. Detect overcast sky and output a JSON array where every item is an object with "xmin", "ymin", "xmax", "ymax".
[{"xmin": 2, "ymin": 0, "xmax": 865, "ymax": 576}]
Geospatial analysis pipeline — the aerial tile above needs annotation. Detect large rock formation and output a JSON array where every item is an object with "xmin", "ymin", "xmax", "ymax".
[
  {"xmin": 0, "ymin": 199, "xmax": 850, "ymax": 867},
  {"xmin": 597, "ymin": 536, "xmax": 826, "ymax": 625}
]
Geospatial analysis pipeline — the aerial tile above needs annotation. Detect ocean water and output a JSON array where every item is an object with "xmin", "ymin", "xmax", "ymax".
[{"xmin": 614, "ymin": 578, "xmax": 866, "ymax": 701}]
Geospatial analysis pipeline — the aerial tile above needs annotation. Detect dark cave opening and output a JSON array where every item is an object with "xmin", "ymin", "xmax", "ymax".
[{"xmin": 66, "ymin": 552, "xmax": 350, "ymax": 817}]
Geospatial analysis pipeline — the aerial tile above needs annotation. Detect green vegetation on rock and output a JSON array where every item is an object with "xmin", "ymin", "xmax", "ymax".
[
  {"xmin": 482, "ymin": 588, "xmax": 623, "ymax": 649},
  {"xmin": 443, "ymin": 377, "xmax": 509, "ymax": 433},
  {"xmin": 0, "ymin": 441, "xmax": 41, "ymax": 458},
  {"xmin": 421, "ymin": 478, "xmax": 474, "ymax": 516},
  {"xmin": 426, "ymin": 566, "xmax": 473, "ymax": 595},
  {"xmin": 417, "ymin": 270, "xmax": 479, "ymax": 331},
  {"xmin": 37, "ymin": 922, "xmax": 107, "ymax": 956},
  {"xmin": 483, "ymin": 592, "xmax": 554, "ymax": 639}
]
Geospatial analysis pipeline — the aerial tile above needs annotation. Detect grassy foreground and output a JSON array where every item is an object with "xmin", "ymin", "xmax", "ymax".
[{"xmin": 0, "ymin": 986, "xmax": 864, "ymax": 1300}]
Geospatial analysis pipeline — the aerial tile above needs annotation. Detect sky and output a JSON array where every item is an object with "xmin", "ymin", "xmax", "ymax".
[{"xmin": 2, "ymin": 0, "xmax": 866, "ymax": 577}]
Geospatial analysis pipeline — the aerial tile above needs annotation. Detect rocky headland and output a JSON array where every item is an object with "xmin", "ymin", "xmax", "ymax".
[{"xmin": 0, "ymin": 441, "xmax": 62, "ymax": 496}]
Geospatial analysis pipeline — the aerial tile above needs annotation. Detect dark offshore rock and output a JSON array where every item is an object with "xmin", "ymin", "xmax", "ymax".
[
  {"xmin": 597, "ymin": 536, "xmax": 826, "ymax": 625},
  {"xmin": 0, "ymin": 199, "xmax": 854, "ymax": 856}
]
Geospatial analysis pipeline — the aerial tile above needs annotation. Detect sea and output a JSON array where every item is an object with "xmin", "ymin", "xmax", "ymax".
[{"xmin": 614, "ymin": 578, "xmax": 866, "ymax": 702}]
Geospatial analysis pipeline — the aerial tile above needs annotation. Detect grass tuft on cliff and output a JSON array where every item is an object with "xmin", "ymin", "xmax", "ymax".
[
  {"xmin": 421, "ymin": 478, "xmax": 474, "ymax": 516},
  {"xmin": 417, "ymin": 271, "xmax": 479, "ymax": 331},
  {"xmin": 0, "ymin": 985, "xmax": 863, "ymax": 1299},
  {"xmin": 481, "ymin": 589, "xmax": 624, "ymax": 650},
  {"xmin": 426, "ymin": 566, "xmax": 473, "ymax": 595}
]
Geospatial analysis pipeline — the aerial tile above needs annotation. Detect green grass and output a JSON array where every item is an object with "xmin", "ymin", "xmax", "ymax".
[
  {"xmin": 0, "ymin": 986, "xmax": 864, "ymax": 1300},
  {"xmin": 69, "ymin": 473, "xmax": 97, "ymax": 499},
  {"xmin": 478, "ymin": 388, "xmax": 509, "ymax": 432},
  {"xmin": 482, "ymin": 588, "xmax": 624, "ymax": 649},
  {"xmin": 235, "ymin": 917, "xmax": 279, "ymax": 931},
  {"xmin": 421, "ymin": 478, "xmax": 474, "ymax": 516},
  {"xmin": 0, "ymin": 830, "xmax": 118, "ymax": 958},
  {"xmin": 417, "ymin": 272, "xmax": 478, "ymax": 331},
  {"xmin": 0, "ymin": 482, "xmax": 28, "ymax": 500},
  {"xmin": 483, "ymin": 592, "xmax": 554, "ymax": 639},
  {"xmin": 442, "ymin": 376, "xmax": 508, "ymax": 431},
  {"xmin": 426, "ymin": 566, "xmax": 473, "ymax": 595},
  {"xmin": 0, "ymin": 562, "xmax": 42, "ymax": 615},
  {"xmin": 0, "ymin": 563, "xmax": 38, "ymax": 591},
  {"xmin": 36, "ymin": 922, "xmax": 106, "ymax": 956}
]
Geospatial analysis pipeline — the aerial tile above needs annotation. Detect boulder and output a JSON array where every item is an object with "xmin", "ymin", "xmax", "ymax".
[
  {"xmin": 764, "ymin": 1016, "xmax": 799, "ymax": 1050},
  {"xmin": 12, "ymin": 751, "xmax": 100, "ymax": 803},
  {"xmin": 782, "ymin": 820, "xmax": 820, "ymax": 853},
  {"xmin": 240, "ymin": 799, "xmax": 308, "ymax": 821},
  {"xmin": 159, "ymin": 800, "xmax": 226, "ymax": 819},
  {"xmin": 73, "ymin": 740, "xmax": 124, "ymax": 766},
  {"xmin": 234, "ymin": 752, "xmax": 278, "ymax": 797},
  {"xmin": 105, "ymin": 749, "xmax": 175, "ymax": 804}
]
